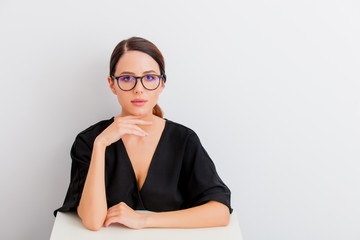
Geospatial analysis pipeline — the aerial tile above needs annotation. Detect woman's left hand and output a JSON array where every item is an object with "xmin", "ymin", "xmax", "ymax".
[{"xmin": 104, "ymin": 202, "xmax": 146, "ymax": 229}]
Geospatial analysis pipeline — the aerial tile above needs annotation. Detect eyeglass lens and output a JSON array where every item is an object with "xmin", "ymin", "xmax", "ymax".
[{"xmin": 118, "ymin": 75, "xmax": 160, "ymax": 90}]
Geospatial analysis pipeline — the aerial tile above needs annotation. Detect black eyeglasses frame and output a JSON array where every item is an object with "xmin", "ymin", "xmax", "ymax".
[{"xmin": 111, "ymin": 74, "xmax": 164, "ymax": 91}]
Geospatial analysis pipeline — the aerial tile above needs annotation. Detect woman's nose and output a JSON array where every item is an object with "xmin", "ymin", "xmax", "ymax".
[{"xmin": 133, "ymin": 78, "xmax": 144, "ymax": 94}]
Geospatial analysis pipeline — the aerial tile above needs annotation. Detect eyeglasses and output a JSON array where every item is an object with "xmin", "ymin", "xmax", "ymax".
[{"xmin": 111, "ymin": 74, "xmax": 164, "ymax": 91}]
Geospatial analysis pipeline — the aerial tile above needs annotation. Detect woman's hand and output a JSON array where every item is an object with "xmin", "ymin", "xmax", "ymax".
[
  {"xmin": 95, "ymin": 115, "xmax": 152, "ymax": 147},
  {"xmin": 104, "ymin": 202, "xmax": 146, "ymax": 229}
]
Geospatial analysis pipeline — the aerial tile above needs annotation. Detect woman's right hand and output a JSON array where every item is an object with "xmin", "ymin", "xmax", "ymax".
[{"xmin": 95, "ymin": 115, "xmax": 152, "ymax": 147}]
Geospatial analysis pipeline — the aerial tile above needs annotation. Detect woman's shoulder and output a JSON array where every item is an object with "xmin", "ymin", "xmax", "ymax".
[
  {"xmin": 164, "ymin": 118, "xmax": 199, "ymax": 140},
  {"xmin": 165, "ymin": 118, "xmax": 194, "ymax": 132},
  {"xmin": 163, "ymin": 119, "xmax": 208, "ymax": 157},
  {"xmin": 75, "ymin": 117, "xmax": 114, "ymax": 144}
]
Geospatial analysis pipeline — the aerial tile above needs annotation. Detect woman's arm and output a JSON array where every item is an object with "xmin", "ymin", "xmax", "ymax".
[
  {"xmin": 77, "ymin": 140, "xmax": 107, "ymax": 231},
  {"xmin": 144, "ymin": 201, "xmax": 230, "ymax": 228},
  {"xmin": 77, "ymin": 115, "xmax": 151, "ymax": 231},
  {"xmin": 104, "ymin": 200, "xmax": 230, "ymax": 229}
]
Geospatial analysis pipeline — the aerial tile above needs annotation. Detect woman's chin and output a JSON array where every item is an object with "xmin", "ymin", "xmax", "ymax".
[
  {"xmin": 121, "ymin": 106, "xmax": 153, "ymax": 118},
  {"xmin": 131, "ymin": 109, "xmax": 150, "ymax": 117}
]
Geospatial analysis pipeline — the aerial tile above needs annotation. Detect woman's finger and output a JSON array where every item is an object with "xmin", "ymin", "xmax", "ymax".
[
  {"xmin": 123, "ymin": 128, "xmax": 148, "ymax": 137},
  {"xmin": 116, "ymin": 114, "xmax": 146, "ymax": 120},
  {"xmin": 107, "ymin": 202, "xmax": 121, "ymax": 214},
  {"xmin": 107, "ymin": 202, "xmax": 128, "ymax": 215},
  {"xmin": 104, "ymin": 217, "xmax": 116, "ymax": 228},
  {"xmin": 122, "ymin": 124, "xmax": 148, "ymax": 136},
  {"xmin": 106, "ymin": 210, "xmax": 119, "ymax": 218},
  {"xmin": 115, "ymin": 115, "xmax": 152, "ymax": 124},
  {"xmin": 126, "ymin": 119, "xmax": 152, "ymax": 125},
  {"xmin": 124, "ymin": 124, "xmax": 148, "ymax": 134},
  {"xmin": 120, "ymin": 118, "xmax": 152, "ymax": 126}
]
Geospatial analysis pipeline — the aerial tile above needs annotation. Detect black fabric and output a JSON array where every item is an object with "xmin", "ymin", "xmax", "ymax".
[{"xmin": 54, "ymin": 118, "xmax": 232, "ymax": 216}]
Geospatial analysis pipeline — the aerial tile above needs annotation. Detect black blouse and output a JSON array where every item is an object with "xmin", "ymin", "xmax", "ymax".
[{"xmin": 54, "ymin": 118, "xmax": 232, "ymax": 216}]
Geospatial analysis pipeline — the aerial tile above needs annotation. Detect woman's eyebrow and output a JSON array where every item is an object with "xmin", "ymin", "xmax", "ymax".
[
  {"xmin": 118, "ymin": 70, "xmax": 157, "ymax": 75},
  {"xmin": 119, "ymin": 71, "xmax": 135, "ymax": 75},
  {"xmin": 143, "ymin": 70, "xmax": 157, "ymax": 74}
]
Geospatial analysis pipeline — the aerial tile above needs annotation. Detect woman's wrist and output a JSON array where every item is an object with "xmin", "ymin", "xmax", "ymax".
[
  {"xmin": 142, "ymin": 212, "xmax": 151, "ymax": 228},
  {"xmin": 94, "ymin": 137, "xmax": 108, "ymax": 149}
]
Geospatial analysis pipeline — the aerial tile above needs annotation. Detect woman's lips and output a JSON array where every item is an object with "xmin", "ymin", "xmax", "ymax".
[{"xmin": 131, "ymin": 99, "xmax": 148, "ymax": 106}]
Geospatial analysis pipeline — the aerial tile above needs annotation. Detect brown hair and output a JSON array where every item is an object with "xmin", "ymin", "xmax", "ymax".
[{"xmin": 109, "ymin": 37, "xmax": 166, "ymax": 118}]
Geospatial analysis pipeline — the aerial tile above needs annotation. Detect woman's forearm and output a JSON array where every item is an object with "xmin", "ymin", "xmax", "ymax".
[
  {"xmin": 77, "ymin": 140, "xmax": 108, "ymax": 231},
  {"xmin": 143, "ymin": 201, "xmax": 230, "ymax": 228}
]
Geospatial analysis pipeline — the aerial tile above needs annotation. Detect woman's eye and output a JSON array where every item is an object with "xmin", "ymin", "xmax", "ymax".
[
  {"xmin": 145, "ymin": 75, "xmax": 158, "ymax": 81},
  {"xmin": 120, "ymin": 76, "xmax": 132, "ymax": 82}
]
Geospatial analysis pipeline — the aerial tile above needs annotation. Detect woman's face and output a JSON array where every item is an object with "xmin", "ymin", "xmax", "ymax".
[{"xmin": 108, "ymin": 50, "xmax": 164, "ymax": 117}]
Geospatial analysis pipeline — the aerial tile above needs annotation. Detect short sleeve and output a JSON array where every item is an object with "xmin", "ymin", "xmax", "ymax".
[
  {"xmin": 53, "ymin": 134, "xmax": 92, "ymax": 216},
  {"xmin": 181, "ymin": 132, "xmax": 232, "ymax": 213}
]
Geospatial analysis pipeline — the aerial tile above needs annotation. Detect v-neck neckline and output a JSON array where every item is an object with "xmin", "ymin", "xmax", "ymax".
[{"xmin": 119, "ymin": 118, "xmax": 168, "ymax": 192}]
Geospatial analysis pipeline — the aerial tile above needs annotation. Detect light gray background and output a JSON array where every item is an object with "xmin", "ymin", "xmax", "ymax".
[{"xmin": 1, "ymin": 0, "xmax": 359, "ymax": 239}]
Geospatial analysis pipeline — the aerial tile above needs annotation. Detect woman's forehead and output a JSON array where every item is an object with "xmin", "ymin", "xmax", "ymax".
[{"xmin": 115, "ymin": 50, "xmax": 160, "ymax": 75}]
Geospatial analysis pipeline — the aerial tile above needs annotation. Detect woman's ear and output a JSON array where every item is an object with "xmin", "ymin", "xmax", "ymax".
[
  {"xmin": 108, "ymin": 76, "xmax": 117, "ymax": 95},
  {"xmin": 159, "ymin": 80, "xmax": 165, "ymax": 93}
]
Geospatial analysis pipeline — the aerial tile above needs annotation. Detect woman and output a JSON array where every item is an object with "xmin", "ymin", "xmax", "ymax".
[{"xmin": 55, "ymin": 37, "xmax": 232, "ymax": 231}]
